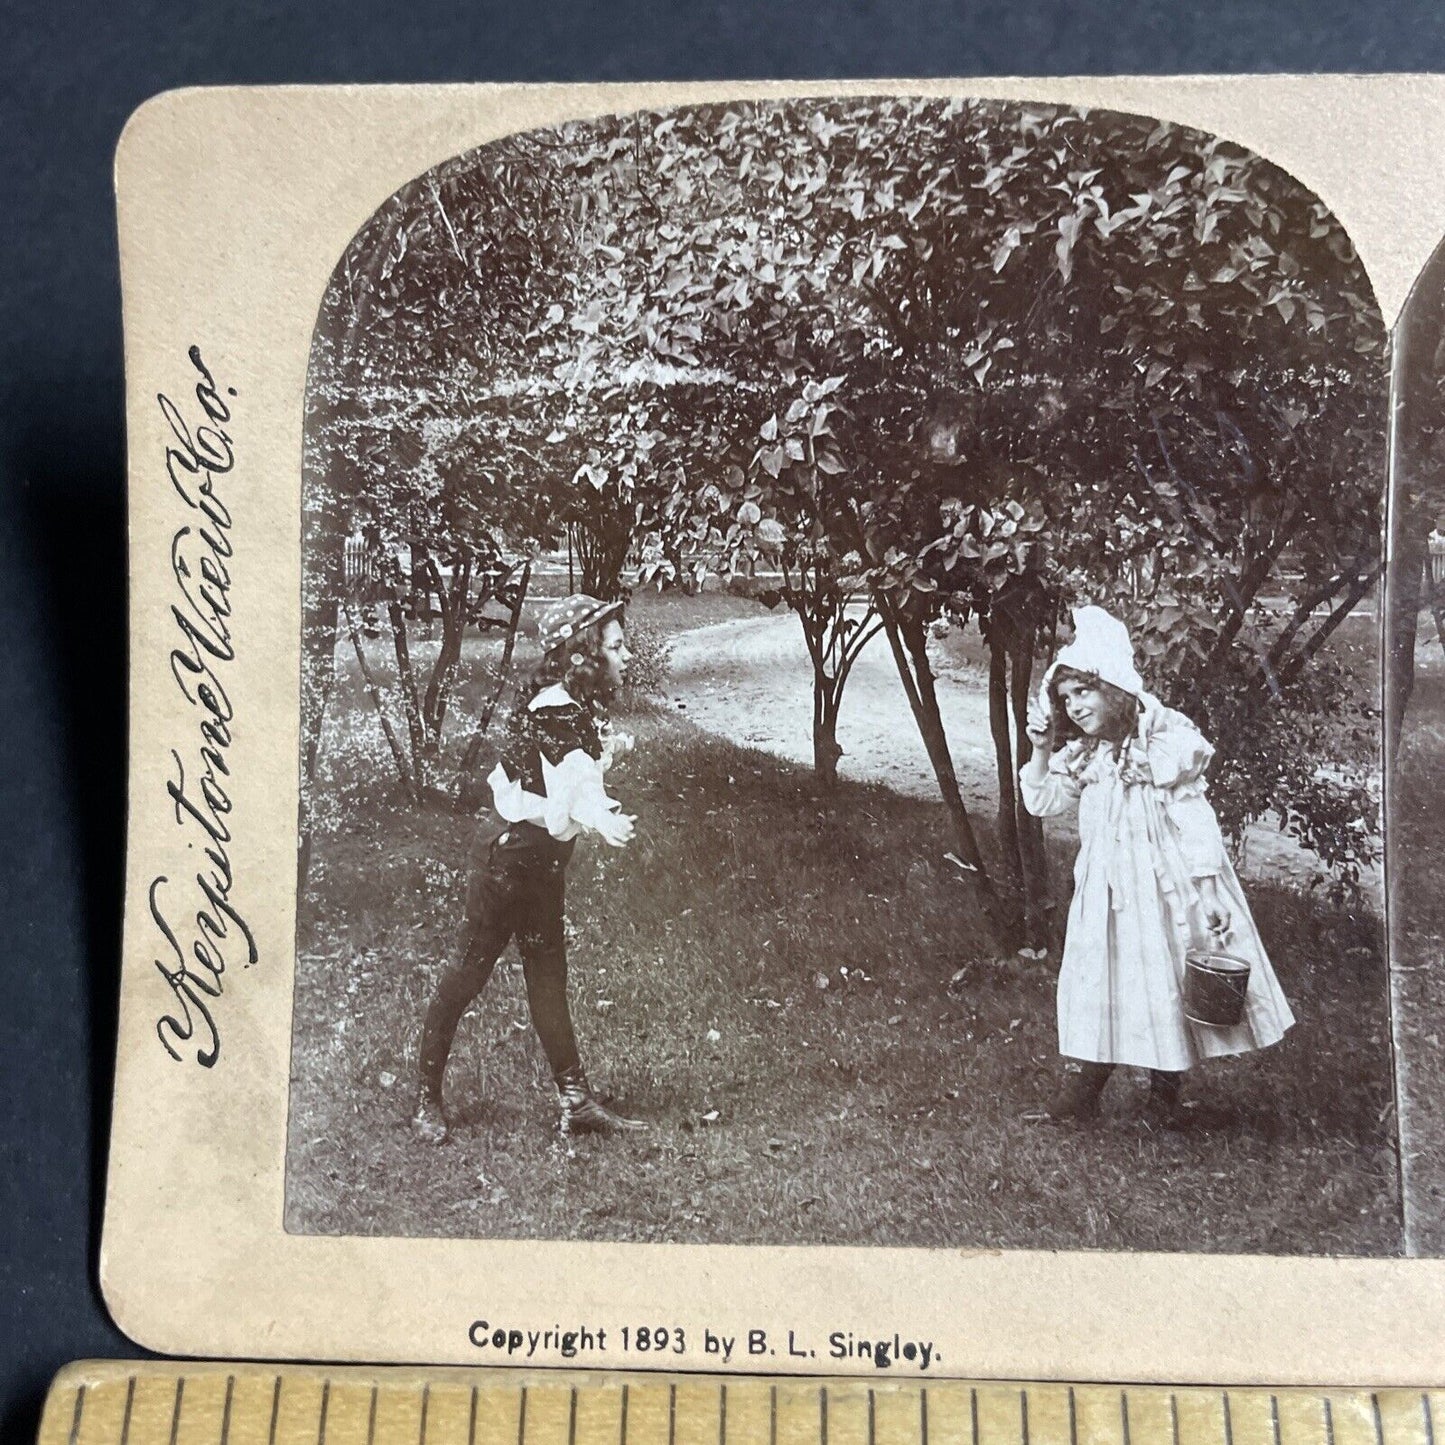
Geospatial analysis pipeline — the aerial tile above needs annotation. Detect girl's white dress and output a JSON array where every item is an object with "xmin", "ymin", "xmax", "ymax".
[{"xmin": 1019, "ymin": 702, "xmax": 1295, "ymax": 1070}]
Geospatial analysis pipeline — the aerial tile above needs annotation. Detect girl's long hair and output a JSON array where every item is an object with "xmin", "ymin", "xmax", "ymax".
[{"xmin": 1047, "ymin": 665, "xmax": 1142, "ymax": 747}]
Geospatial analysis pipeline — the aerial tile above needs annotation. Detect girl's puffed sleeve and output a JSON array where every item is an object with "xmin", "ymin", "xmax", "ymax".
[
  {"xmin": 1019, "ymin": 746, "xmax": 1083, "ymax": 818},
  {"xmin": 1146, "ymin": 710, "xmax": 1228, "ymax": 877},
  {"xmin": 1165, "ymin": 793, "xmax": 1228, "ymax": 878},
  {"xmin": 1142, "ymin": 708, "xmax": 1214, "ymax": 787}
]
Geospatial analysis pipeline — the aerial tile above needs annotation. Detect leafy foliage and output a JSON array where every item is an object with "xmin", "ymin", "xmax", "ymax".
[{"xmin": 303, "ymin": 94, "xmax": 1386, "ymax": 897}]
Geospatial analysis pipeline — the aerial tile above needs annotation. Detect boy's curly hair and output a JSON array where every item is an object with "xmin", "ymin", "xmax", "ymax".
[
  {"xmin": 529, "ymin": 612, "xmax": 624, "ymax": 707},
  {"xmin": 1048, "ymin": 665, "xmax": 1142, "ymax": 746}
]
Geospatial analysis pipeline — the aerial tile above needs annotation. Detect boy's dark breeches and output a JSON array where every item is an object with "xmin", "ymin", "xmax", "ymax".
[{"xmin": 418, "ymin": 850, "xmax": 582, "ymax": 1100}]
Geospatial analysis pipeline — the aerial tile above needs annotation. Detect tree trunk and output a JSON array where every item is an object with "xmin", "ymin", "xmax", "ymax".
[
  {"xmin": 456, "ymin": 561, "xmax": 533, "ymax": 811},
  {"xmin": 812, "ymin": 672, "xmax": 843, "ymax": 789},
  {"xmin": 1387, "ymin": 530, "xmax": 1428, "ymax": 771},
  {"xmin": 344, "ymin": 599, "xmax": 415, "ymax": 802},
  {"xmin": 874, "ymin": 592, "xmax": 1010, "ymax": 952},
  {"xmin": 298, "ymin": 593, "xmax": 339, "ymax": 894},
  {"xmin": 423, "ymin": 568, "xmax": 469, "ymax": 751},
  {"xmin": 988, "ymin": 639, "xmax": 1022, "ymax": 896},
  {"xmin": 1009, "ymin": 629, "xmax": 1052, "ymax": 953},
  {"xmin": 387, "ymin": 599, "xmax": 429, "ymax": 791}
]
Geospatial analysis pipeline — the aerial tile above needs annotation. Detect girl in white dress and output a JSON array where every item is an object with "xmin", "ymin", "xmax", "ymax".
[{"xmin": 1019, "ymin": 606, "xmax": 1295, "ymax": 1125}]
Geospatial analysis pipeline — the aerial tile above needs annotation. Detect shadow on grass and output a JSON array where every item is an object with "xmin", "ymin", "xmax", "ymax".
[{"xmin": 287, "ymin": 695, "xmax": 1400, "ymax": 1255}]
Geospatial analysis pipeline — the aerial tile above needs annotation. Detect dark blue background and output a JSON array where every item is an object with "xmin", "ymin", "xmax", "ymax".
[{"xmin": 4, "ymin": 3, "xmax": 1444, "ymax": 1440}]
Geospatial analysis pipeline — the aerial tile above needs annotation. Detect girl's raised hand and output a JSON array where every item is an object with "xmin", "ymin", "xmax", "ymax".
[{"xmin": 1025, "ymin": 695, "xmax": 1055, "ymax": 752}]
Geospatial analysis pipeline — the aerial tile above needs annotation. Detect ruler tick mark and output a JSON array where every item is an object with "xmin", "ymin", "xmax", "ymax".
[
  {"xmin": 1225, "ymin": 1392, "xmax": 1235, "ymax": 1445},
  {"xmin": 921, "ymin": 1390, "xmax": 929, "ymax": 1445},
  {"xmin": 221, "ymin": 1378, "xmax": 235, "ymax": 1445},
  {"xmin": 1272, "ymin": 1397, "xmax": 1282, "ymax": 1445},
  {"xmin": 721, "ymin": 1383, "xmax": 728, "ymax": 1445},
  {"xmin": 867, "ymin": 1390, "xmax": 875, "ymax": 1445},
  {"xmin": 67, "ymin": 1375, "xmax": 85, "ymax": 1445},
  {"xmin": 670, "ymin": 1385, "xmax": 677, "ymax": 1445},
  {"xmin": 1123, "ymin": 1392, "xmax": 1132, "ymax": 1445},
  {"xmin": 469, "ymin": 1388, "xmax": 479, "ymax": 1445},
  {"xmin": 821, "ymin": 1387, "xmax": 829, "ymax": 1445},
  {"xmin": 268, "ymin": 1379, "xmax": 283, "ymax": 1445},
  {"xmin": 366, "ymin": 1386, "xmax": 378, "ymax": 1445},
  {"xmin": 1424, "ymin": 1395, "xmax": 1437, "ymax": 1445},
  {"xmin": 169, "ymin": 1378, "xmax": 185, "ymax": 1445},
  {"xmin": 319, "ymin": 1382, "xmax": 331, "ymax": 1445},
  {"xmin": 972, "ymin": 1388, "xmax": 980, "ymax": 1445},
  {"xmin": 1070, "ymin": 1389, "xmax": 1079, "ymax": 1445},
  {"xmin": 1021, "ymin": 1390, "xmax": 1030, "ymax": 1445},
  {"xmin": 569, "ymin": 1388, "xmax": 578, "ymax": 1445},
  {"xmin": 120, "ymin": 1379, "xmax": 136, "ymax": 1445},
  {"xmin": 1326, "ymin": 1399, "xmax": 1336, "ymax": 1445},
  {"xmin": 1169, "ymin": 1395, "xmax": 1180, "ymax": 1445},
  {"xmin": 518, "ymin": 1386, "xmax": 528, "ymax": 1445},
  {"xmin": 621, "ymin": 1385, "xmax": 630, "ymax": 1445},
  {"xmin": 770, "ymin": 1386, "xmax": 778, "ymax": 1445},
  {"xmin": 419, "ymin": 1385, "xmax": 430, "ymax": 1445},
  {"xmin": 1373, "ymin": 1395, "xmax": 1385, "ymax": 1445}
]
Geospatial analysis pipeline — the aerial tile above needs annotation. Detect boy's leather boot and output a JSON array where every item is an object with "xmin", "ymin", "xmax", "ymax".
[
  {"xmin": 411, "ymin": 1090, "xmax": 450, "ymax": 1145},
  {"xmin": 555, "ymin": 1065, "xmax": 646, "ymax": 1136}
]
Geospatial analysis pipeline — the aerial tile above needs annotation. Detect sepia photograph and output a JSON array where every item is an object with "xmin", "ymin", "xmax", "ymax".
[{"xmin": 286, "ymin": 95, "xmax": 1396, "ymax": 1255}]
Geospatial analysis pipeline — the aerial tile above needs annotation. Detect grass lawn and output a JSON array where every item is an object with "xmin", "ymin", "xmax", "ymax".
[
  {"xmin": 289, "ymin": 639, "xmax": 1400, "ymax": 1252},
  {"xmin": 1391, "ymin": 649, "xmax": 1445, "ymax": 1253}
]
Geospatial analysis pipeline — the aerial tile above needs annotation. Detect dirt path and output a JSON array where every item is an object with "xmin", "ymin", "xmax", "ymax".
[
  {"xmin": 667, "ymin": 612, "xmax": 996, "ymax": 807},
  {"xmin": 665, "ymin": 613, "xmax": 1357, "ymax": 890}
]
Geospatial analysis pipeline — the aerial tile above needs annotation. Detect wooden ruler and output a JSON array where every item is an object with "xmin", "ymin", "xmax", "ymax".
[{"xmin": 32, "ymin": 1364, "xmax": 1445, "ymax": 1445}]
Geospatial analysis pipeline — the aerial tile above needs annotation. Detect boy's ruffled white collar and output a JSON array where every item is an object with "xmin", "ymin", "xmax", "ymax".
[{"xmin": 529, "ymin": 683, "xmax": 579, "ymax": 712}]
